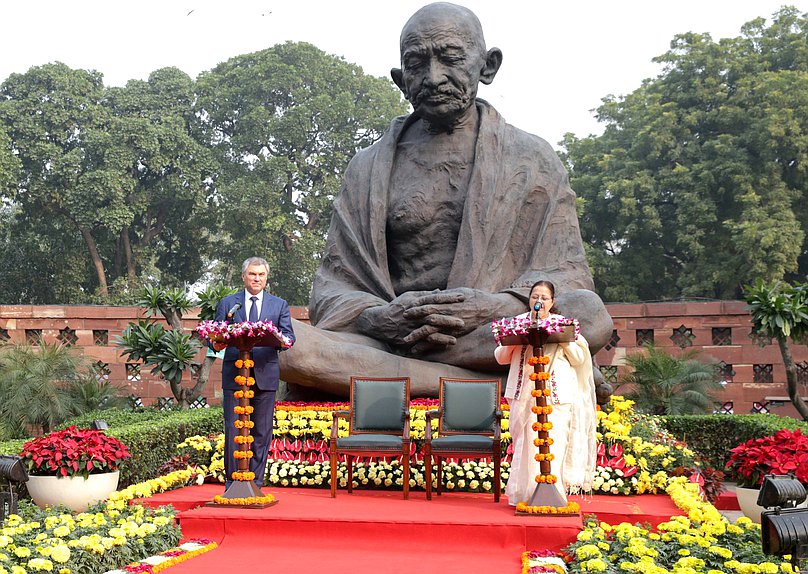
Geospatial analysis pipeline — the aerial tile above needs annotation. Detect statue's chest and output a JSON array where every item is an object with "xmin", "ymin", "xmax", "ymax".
[{"xmin": 387, "ymin": 143, "xmax": 472, "ymax": 238}]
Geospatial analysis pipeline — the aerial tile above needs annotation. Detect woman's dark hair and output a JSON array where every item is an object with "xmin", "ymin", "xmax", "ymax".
[{"xmin": 528, "ymin": 280, "xmax": 559, "ymax": 314}]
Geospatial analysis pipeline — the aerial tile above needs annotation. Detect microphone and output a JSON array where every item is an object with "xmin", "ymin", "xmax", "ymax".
[
  {"xmin": 226, "ymin": 302, "xmax": 242, "ymax": 320},
  {"xmin": 532, "ymin": 301, "xmax": 543, "ymax": 322}
]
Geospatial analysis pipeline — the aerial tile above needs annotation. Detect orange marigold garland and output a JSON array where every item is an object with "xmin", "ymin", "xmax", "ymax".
[
  {"xmin": 231, "ymin": 471, "xmax": 256, "ymax": 481},
  {"xmin": 213, "ymin": 493, "xmax": 276, "ymax": 506},
  {"xmin": 516, "ymin": 500, "xmax": 580, "ymax": 515}
]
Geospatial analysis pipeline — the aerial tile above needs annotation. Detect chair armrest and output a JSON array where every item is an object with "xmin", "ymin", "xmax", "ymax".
[
  {"xmin": 493, "ymin": 409, "xmax": 503, "ymax": 440},
  {"xmin": 330, "ymin": 410, "xmax": 350, "ymax": 441},
  {"xmin": 402, "ymin": 409, "xmax": 411, "ymax": 440},
  {"xmin": 424, "ymin": 409, "xmax": 440, "ymax": 441}
]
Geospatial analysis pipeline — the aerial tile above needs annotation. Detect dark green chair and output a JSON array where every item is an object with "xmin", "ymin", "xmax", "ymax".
[
  {"xmin": 424, "ymin": 377, "xmax": 502, "ymax": 501},
  {"xmin": 329, "ymin": 377, "xmax": 411, "ymax": 498}
]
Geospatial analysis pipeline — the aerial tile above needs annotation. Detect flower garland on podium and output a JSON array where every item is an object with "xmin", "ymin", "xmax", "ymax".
[
  {"xmin": 195, "ymin": 320, "xmax": 291, "ymax": 507},
  {"xmin": 492, "ymin": 315, "xmax": 582, "ymax": 516}
]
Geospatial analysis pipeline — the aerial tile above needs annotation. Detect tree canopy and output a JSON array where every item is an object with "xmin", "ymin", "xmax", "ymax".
[
  {"xmin": 195, "ymin": 42, "xmax": 408, "ymax": 304},
  {"xmin": 0, "ymin": 42, "xmax": 407, "ymax": 304},
  {"xmin": 562, "ymin": 7, "xmax": 808, "ymax": 302}
]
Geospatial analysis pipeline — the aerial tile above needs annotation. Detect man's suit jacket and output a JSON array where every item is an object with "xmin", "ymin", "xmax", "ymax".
[{"xmin": 215, "ymin": 291, "xmax": 296, "ymax": 391}]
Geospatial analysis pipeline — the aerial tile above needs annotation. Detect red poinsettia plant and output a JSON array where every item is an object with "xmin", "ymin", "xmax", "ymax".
[
  {"xmin": 20, "ymin": 426, "xmax": 132, "ymax": 479},
  {"xmin": 726, "ymin": 428, "xmax": 808, "ymax": 488}
]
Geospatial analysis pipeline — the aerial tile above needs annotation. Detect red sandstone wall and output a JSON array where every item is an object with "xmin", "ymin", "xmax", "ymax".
[
  {"xmin": 1, "ymin": 303, "xmax": 806, "ymax": 417},
  {"xmin": 595, "ymin": 301, "xmax": 808, "ymax": 418}
]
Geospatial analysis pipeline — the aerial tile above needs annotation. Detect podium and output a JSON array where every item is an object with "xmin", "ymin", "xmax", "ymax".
[
  {"xmin": 499, "ymin": 321, "xmax": 578, "ymax": 516},
  {"xmin": 205, "ymin": 327, "xmax": 288, "ymax": 508}
]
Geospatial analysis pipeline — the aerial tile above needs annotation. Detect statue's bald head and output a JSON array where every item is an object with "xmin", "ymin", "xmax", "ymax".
[
  {"xmin": 392, "ymin": 2, "xmax": 502, "ymax": 130},
  {"xmin": 400, "ymin": 3, "xmax": 487, "ymax": 60}
]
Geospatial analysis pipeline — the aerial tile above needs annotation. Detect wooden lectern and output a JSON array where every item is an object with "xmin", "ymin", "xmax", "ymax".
[
  {"xmin": 210, "ymin": 329, "xmax": 287, "ymax": 508},
  {"xmin": 500, "ymin": 323, "xmax": 578, "ymax": 515}
]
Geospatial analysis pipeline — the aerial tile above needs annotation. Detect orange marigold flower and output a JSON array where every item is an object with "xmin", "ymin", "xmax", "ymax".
[
  {"xmin": 234, "ymin": 375, "xmax": 247, "ymax": 385},
  {"xmin": 527, "ymin": 356, "xmax": 540, "ymax": 366},
  {"xmin": 246, "ymin": 377, "xmax": 256, "ymax": 386},
  {"xmin": 245, "ymin": 390, "xmax": 255, "ymax": 399},
  {"xmin": 531, "ymin": 390, "xmax": 543, "ymax": 397},
  {"xmin": 529, "ymin": 373, "xmax": 539, "ymax": 381},
  {"xmin": 244, "ymin": 359, "xmax": 255, "ymax": 368},
  {"xmin": 538, "ymin": 356, "xmax": 550, "ymax": 365},
  {"xmin": 234, "ymin": 391, "xmax": 244, "ymax": 399},
  {"xmin": 533, "ymin": 438, "xmax": 545, "ymax": 447},
  {"xmin": 543, "ymin": 389, "xmax": 551, "ymax": 396},
  {"xmin": 235, "ymin": 360, "xmax": 244, "ymax": 369},
  {"xmin": 536, "ymin": 372, "xmax": 550, "ymax": 380}
]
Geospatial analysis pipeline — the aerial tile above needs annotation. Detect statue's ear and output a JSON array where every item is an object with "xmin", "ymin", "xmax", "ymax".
[
  {"xmin": 479, "ymin": 47, "xmax": 503, "ymax": 85},
  {"xmin": 391, "ymin": 68, "xmax": 407, "ymax": 95}
]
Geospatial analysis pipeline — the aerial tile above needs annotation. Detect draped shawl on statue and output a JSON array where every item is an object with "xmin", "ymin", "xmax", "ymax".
[{"xmin": 310, "ymin": 100, "xmax": 595, "ymax": 332}]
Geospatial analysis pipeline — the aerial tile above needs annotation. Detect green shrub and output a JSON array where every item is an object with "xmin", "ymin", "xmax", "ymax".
[
  {"xmin": 63, "ymin": 407, "xmax": 180, "ymax": 429},
  {"xmin": 0, "ymin": 407, "xmax": 224, "ymax": 487},
  {"xmin": 106, "ymin": 408, "xmax": 223, "ymax": 486},
  {"xmin": 661, "ymin": 414, "xmax": 808, "ymax": 477}
]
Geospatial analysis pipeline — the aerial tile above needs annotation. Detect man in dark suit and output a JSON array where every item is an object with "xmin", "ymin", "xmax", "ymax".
[{"xmin": 214, "ymin": 256, "xmax": 296, "ymax": 489}]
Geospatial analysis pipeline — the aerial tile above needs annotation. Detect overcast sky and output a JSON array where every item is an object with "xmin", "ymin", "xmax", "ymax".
[{"xmin": 1, "ymin": 1, "xmax": 803, "ymax": 147}]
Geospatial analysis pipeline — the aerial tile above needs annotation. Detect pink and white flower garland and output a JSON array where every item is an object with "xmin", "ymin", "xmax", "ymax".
[
  {"xmin": 491, "ymin": 315, "xmax": 580, "ymax": 345},
  {"xmin": 196, "ymin": 320, "xmax": 293, "ymax": 348}
]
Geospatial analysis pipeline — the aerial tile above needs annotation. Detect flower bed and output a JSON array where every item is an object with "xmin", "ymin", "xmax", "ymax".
[
  {"xmin": 0, "ymin": 470, "xmax": 203, "ymax": 574},
  {"xmin": 174, "ymin": 396, "xmax": 715, "ymax": 497},
  {"xmin": 526, "ymin": 477, "xmax": 791, "ymax": 574}
]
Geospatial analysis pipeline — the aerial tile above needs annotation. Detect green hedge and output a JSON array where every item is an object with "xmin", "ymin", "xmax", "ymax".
[
  {"xmin": 661, "ymin": 414, "xmax": 808, "ymax": 477},
  {"xmin": 0, "ymin": 407, "xmax": 224, "ymax": 487}
]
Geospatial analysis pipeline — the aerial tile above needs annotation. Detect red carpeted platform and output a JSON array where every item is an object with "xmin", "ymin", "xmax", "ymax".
[{"xmin": 139, "ymin": 485, "xmax": 685, "ymax": 574}]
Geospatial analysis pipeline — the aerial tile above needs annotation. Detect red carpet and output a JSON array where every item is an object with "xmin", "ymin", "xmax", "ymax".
[{"xmin": 139, "ymin": 485, "xmax": 685, "ymax": 574}]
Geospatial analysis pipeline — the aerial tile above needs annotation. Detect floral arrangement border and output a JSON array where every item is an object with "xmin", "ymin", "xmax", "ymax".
[{"xmin": 103, "ymin": 539, "xmax": 218, "ymax": 574}]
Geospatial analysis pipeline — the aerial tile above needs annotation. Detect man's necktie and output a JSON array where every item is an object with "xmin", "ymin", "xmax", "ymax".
[{"xmin": 249, "ymin": 296, "xmax": 258, "ymax": 322}]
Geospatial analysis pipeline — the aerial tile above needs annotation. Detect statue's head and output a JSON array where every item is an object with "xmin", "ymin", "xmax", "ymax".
[{"xmin": 391, "ymin": 2, "xmax": 502, "ymax": 129}]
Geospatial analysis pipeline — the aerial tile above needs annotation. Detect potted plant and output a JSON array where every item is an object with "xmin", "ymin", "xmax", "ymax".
[
  {"xmin": 726, "ymin": 428, "xmax": 808, "ymax": 522},
  {"xmin": 20, "ymin": 425, "xmax": 132, "ymax": 512}
]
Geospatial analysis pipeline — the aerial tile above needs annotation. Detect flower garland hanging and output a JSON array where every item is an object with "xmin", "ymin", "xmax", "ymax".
[
  {"xmin": 195, "ymin": 320, "xmax": 293, "ymax": 348},
  {"xmin": 491, "ymin": 316, "xmax": 580, "ymax": 345}
]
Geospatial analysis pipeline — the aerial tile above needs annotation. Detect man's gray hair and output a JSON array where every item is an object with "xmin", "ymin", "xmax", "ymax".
[{"xmin": 242, "ymin": 257, "xmax": 270, "ymax": 274}]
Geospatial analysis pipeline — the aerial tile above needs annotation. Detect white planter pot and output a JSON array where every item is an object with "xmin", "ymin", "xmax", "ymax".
[
  {"xmin": 735, "ymin": 485, "xmax": 808, "ymax": 523},
  {"xmin": 26, "ymin": 471, "xmax": 120, "ymax": 512},
  {"xmin": 735, "ymin": 486, "xmax": 764, "ymax": 523}
]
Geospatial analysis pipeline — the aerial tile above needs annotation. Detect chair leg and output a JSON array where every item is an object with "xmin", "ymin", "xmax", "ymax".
[
  {"xmin": 424, "ymin": 447, "xmax": 432, "ymax": 501},
  {"xmin": 436, "ymin": 456, "xmax": 442, "ymax": 496},
  {"xmin": 402, "ymin": 453, "xmax": 410, "ymax": 500},
  {"xmin": 347, "ymin": 455, "xmax": 354, "ymax": 494},
  {"xmin": 494, "ymin": 452, "xmax": 501, "ymax": 503},
  {"xmin": 330, "ymin": 450, "xmax": 337, "ymax": 498}
]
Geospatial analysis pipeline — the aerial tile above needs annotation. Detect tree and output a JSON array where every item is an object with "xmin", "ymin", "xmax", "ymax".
[
  {"xmin": 617, "ymin": 345, "xmax": 723, "ymax": 415},
  {"xmin": 561, "ymin": 7, "xmax": 808, "ymax": 301},
  {"xmin": 116, "ymin": 284, "xmax": 236, "ymax": 407},
  {"xmin": 744, "ymin": 279, "xmax": 808, "ymax": 420},
  {"xmin": 195, "ymin": 42, "xmax": 409, "ymax": 304},
  {"xmin": 0, "ymin": 64, "xmax": 215, "ymax": 301}
]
